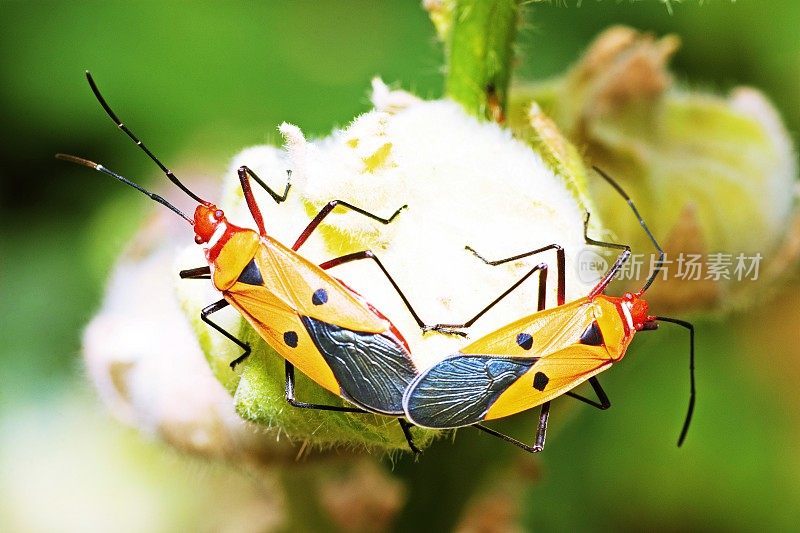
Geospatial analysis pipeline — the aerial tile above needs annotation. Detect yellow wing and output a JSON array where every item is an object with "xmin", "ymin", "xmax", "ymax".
[
  {"xmin": 483, "ymin": 344, "xmax": 612, "ymax": 420},
  {"xmin": 224, "ymin": 284, "xmax": 341, "ymax": 395},
  {"xmin": 461, "ymin": 298, "xmax": 597, "ymax": 358},
  {"xmin": 250, "ymin": 236, "xmax": 389, "ymax": 334}
]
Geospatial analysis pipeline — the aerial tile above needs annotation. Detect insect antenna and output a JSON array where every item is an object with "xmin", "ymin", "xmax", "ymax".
[
  {"xmin": 85, "ymin": 71, "xmax": 210, "ymax": 206},
  {"xmin": 592, "ymin": 167, "xmax": 665, "ymax": 294},
  {"xmin": 56, "ymin": 153, "xmax": 193, "ymax": 224},
  {"xmin": 593, "ymin": 168, "xmax": 696, "ymax": 446},
  {"xmin": 654, "ymin": 315, "xmax": 696, "ymax": 446}
]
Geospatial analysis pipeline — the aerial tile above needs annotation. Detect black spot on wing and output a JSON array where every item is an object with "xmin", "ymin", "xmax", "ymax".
[
  {"xmin": 404, "ymin": 355, "xmax": 539, "ymax": 428},
  {"xmin": 579, "ymin": 321, "xmax": 604, "ymax": 346},
  {"xmin": 516, "ymin": 332, "xmax": 533, "ymax": 350},
  {"xmin": 311, "ymin": 288, "xmax": 328, "ymax": 306},
  {"xmin": 532, "ymin": 371, "xmax": 549, "ymax": 391},
  {"xmin": 237, "ymin": 258, "xmax": 264, "ymax": 286},
  {"xmin": 283, "ymin": 331, "xmax": 299, "ymax": 348},
  {"xmin": 300, "ymin": 316, "xmax": 415, "ymax": 415}
]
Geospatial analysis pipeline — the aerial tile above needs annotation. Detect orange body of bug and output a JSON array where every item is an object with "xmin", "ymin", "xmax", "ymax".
[
  {"xmin": 403, "ymin": 167, "xmax": 695, "ymax": 452},
  {"xmin": 192, "ymin": 203, "xmax": 417, "ymax": 414}
]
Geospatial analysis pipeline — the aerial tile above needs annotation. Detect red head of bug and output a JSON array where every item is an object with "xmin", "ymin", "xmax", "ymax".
[
  {"xmin": 192, "ymin": 204, "xmax": 247, "ymax": 266},
  {"xmin": 621, "ymin": 291, "xmax": 657, "ymax": 331},
  {"xmin": 193, "ymin": 205, "xmax": 225, "ymax": 244}
]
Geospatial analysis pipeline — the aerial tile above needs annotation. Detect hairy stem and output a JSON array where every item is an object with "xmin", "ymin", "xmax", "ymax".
[{"xmin": 439, "ymin": 0, "xmax": 522, "ymax": 120}]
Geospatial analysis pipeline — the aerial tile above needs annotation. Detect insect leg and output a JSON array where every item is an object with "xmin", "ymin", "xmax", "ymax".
[
  {"xmin": 317, "ymin": 250, "xmax": 465, "ymax": 336},
  {"xmin": 179, "ymin": 266, "xmax": 211, "ymax": 279},
  {"xmin": 584, "ymin": 212, "xmax": 632, "ymax": 297},
  {"xmin": 466, "ymin": 267, "xmax": 555, "ymax": 452},
  {"xmin": 480, "ymin": 377, "xmax": 609, "ymax": 454},
  {"xmin": 425, "ymin": 263, "xmax": 550, "ymax": 332},
  {"xmin": 466, "ymin": 243, "xmax": 566, "ymax": 306},
  {"xmin": 473, "ymin": 402, "xmax": 551, "ymax": 454},
  {"xmin": 397, "ymin": 418, "xmax": 422, "ymax": 456},
  {"xmin": 564, "ymin": 376, "xmax": 611, "ymax": 410},
  {"xmin": 424, "ymin": 243, "xmax": 566, "ymax": 331},
  {"xmin": 283, "ymin": 361, "xmax": 368, "ymax": 414},
  {"xmin": 285, "ymin": 362, "xmax": 423, "ymax": 455},
  {"xmin": 201, "ymin": 299, "xmax": 251, "ymax": 368},
  {"xmin": 292, "ymin": 200, "xmax": 407, "ymax": 251},
  {"xmin": 238, "ymin": 166, "xmax": 291, "ymax": 205},
  {"xmin": 236, "ymin": 165, "xmax": 268, "ymax": 236}
]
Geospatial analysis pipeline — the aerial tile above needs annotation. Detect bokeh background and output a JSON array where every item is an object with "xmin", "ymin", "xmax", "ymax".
[{"xmin": 1, "ymin": 1, "xmax": 798, "ymax": 531}]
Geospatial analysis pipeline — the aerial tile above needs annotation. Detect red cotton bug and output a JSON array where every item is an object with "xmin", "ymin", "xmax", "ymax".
[
  {"xmin": 402, "ymin": 168, "xmax": 696, "ymax": 453},
  {"xmin": 59, "ymin": 71, "xmax": 465, "ymax": 454}
]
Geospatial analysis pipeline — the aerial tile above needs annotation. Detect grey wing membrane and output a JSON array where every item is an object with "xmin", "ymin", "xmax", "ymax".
[
  {"xmin": 253, "ymin": 237, "xmax": 416, "ymax": 414},
  {"xmin": 301, "ymin": 316, "xmax": 417, "ymax": 415},
  {"xmin": 402, "ymin": 355, "xmax": 539, "ymax": 428}
]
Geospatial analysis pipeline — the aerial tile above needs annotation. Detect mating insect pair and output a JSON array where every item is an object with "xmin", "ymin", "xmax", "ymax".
[{"xmin": 61, "ymin": 72, "xmax": 695, "ymax": 455}]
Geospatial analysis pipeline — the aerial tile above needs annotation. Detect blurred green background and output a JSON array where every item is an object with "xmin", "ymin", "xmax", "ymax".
[{"xmin": 1, "ymin": 1, "xmax": 798, "ymax": 531}]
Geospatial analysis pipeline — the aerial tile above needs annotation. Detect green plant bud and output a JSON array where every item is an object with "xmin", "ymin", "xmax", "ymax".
[{"xmin": 511, "ymin": 26, "xmax": 799, "ymax": 313}]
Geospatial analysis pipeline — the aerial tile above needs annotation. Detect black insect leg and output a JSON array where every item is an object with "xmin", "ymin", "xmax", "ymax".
[
  {"xmin": 463, "ymin": 264, "xmax": 556, "ymax": 452},
  {"xmin": 474, "ymin": 377, "xmax": 609, "ymax": 454},
  {"xmin": 425, "ymin": 263, "xmax": 550, "ymax": 332},
  {"xmin": 238, "ymin": 166, "xmax": 291, "ymax": 204},
  {"xmin": 317, "ymin": 249, "xmax": 434, "ymax": 453},
  {"xmin": 283, "ymin": 361, "xmax": 367, "ymax": 413},
  {"xmin": 467, "ymin": 243, "xmax": 566, "ymax": 306},
  {"xmin": 285, "ymin": 361, "xmax": 421, "ymax": 454},
  {"xmin": 425, "ymin": 243, "xmax": 566, "ymax": 332},
  {"xmin": 181, "ymin": 271, "xmax": 250, "ymax": 367},
  {"xmin": 292, "ymin": 200, "xmax": 407, "ymax": 252},
  {"xmin": 201, "ymin": 299, "xmax": 251, "ymax": 368},
  {"xmin": 398, "ymin": 418, "xmax": 422, "ymax": 456},
  {"xmin": 473, "ymin": 402, "xmax": 551, "ymax": 454},
  {"xmin": 583, "ymin": 212, "xmax": 632, "ymax": 297},
  {"xmin": 318, "ymin": 250, "xmax": 466, "ymax": 337},
  {"xmin": 179, "ymin": 266, "xmax": 211, "ymax": 279},
  {"xmin": 564, "ymin": 376, "xmax": 611, "ymax": 410}
]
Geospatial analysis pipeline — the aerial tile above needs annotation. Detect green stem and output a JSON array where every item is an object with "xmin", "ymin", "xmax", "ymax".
[{"xmin": 442, "ymin": 0, "xmax": 522, "ymax": 119}]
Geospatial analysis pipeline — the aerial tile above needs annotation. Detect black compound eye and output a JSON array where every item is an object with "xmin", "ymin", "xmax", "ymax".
[
  {"xmin": 237, "ymin": 258, "xmax": 264, "ymax": 286},
  {"xmin": 579, "ymin": 321, "xmax": 604, "ymax": 346}
]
